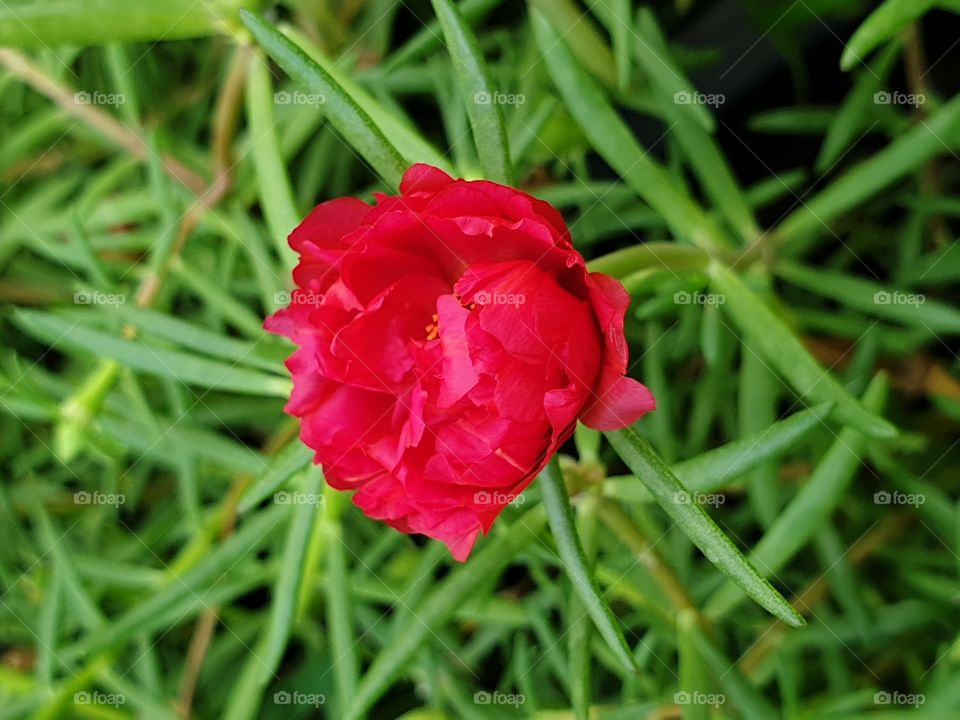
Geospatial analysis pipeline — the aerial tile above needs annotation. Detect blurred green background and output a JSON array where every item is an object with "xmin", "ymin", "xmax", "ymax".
[{"xmin": 1, "ymin": 0, "xmax": 959, "ymax": 718}]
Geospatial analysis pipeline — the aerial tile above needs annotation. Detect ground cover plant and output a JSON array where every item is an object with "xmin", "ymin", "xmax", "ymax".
[{"xmin": 1, "ymin": 0, "xmax": 959, "ymax": 718}]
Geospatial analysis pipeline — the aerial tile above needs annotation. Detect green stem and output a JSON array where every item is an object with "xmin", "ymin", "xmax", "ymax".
[{"xmin": 587, "ymin": 242, "xmax": 709, "ymax": 279}]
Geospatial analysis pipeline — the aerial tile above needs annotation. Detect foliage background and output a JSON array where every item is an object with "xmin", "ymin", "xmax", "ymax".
[{"xmin": 1, "ymin": 0, "xmax": 959, "ymax": 718}]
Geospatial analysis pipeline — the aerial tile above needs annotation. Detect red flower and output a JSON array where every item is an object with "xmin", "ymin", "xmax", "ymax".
[{"xmin": 266, "ymin": 164, "xmax": 655, "ymax": 560}]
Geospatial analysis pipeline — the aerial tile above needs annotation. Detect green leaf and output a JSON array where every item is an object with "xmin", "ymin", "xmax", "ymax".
[
  {"xmin": 632, "ymin": 8, "xmax": 714, "ymax": 133},
  {"xmin": 568, "ymin": 493, "xmax": 598, "ymax": 720},
  {"xmin": 671, "ymin": 403, "xmax": 834, "ymax": 493},
  {"xmin": 63, "ymin": 504, "xmax": 289, "ymax": 660},
  {"xmin": 529, "ymin": 0, "xmax": 618, "ymax": 89},
  {"xmin": 775, "ymin": 261, "xmax": 960, "ymax": 335},
  {"xmin": 238, "ymin": 441, "xmax": 315, "ymax": 513},
  {"xmin": 14, "ymin": 310, "xmax": 291, "ymax": 397},
  {"xmin": 246, "ymin": 53, "xmax": 300, "ymax": 270},
  {"xmin": 431, "ymin": 0, "xmax": 511, "ymax": 183},
  {"xmin": 817, "ymin": 42, "xmax": 900, "ymax": 172},
  {"xmin": 574, "ymin": 424, "xmax": 602, "ymax": 464},
  {"xmin": 748, "ymin": 107, "xmax": 836, "ymax": 135},
  {"xmin": 587, "ymin": 242, "xmax": 710, "ymax": 278},
  {"xmin": 677, "ymin": 609, "xmax": 711, "ymax": 720},
  {"xmin": 54, "ymin": 359, "xmax": 119, "ymax": 461},
  {"xmin": 264, "ymin": 478, "xmax": 325, "ymax": 662},
  {"xmin": 342, "ymin": 506, "xmax": 548, "ymax": 720},
  {"xmin": 687, "ymin": 626, "xmax": 780, "ymax": 719},
  {"xmin": 384, "ymin": 0, "xmax": 506, "ymax": 70},
  {"xmin": 738, "ymin": 338, "xmax": 781, "ymax": 528},
  {"xmin": 813, "ymin": 526, "xmax": 873, "ymax": 643},
  {"xmin": 743, "ymin": 169, "xmax": 807, "ymax": 209},
  {"xmin": 705, "ymin": 373, "xmax": 889, "ymax": 619},
  {"xmin": 588, "ymin": 0, "xmax": 631, "ymax": 90},
  {"xmin": 35, "ymin": 559, "xmax": 63, "ymax": 685},
  {"xmin": 777, "ymin": 94, "xmax": 960, "ymax": 252},
  {"xmin": 239, "ymin": 10, "xmax": 408, "ymax": 189},
  {"xmin": 111, "ymin": 305, "xmax": 285, "ymax": 374},
  {"xmin": 509, "ymin": 95, "xmax": 559, "ymax": 165},
  {"xmin": 325, "ymin": 492, "xmax": 359, "ymax": 715},
  {"xmin": 0, "ymin": 109, "xmax": 67, "ymax": 177},
  {"xmin": 841, "ymin": 0, "xmax": 937, "ymax": 70},
  {"xmin": 898, "ymin": 240, "xmax": 960, "ymax": 285},
  {"xmin": 642, "ymin": 320, "xmax": 680, "ymax": 461},
  {"xmin": 99, "ymin": 414, "xmax": 269, "ymax": 475},
  {"xmin": 99, "ymin": 670, "xmax": 182, "ymax": 720},
  {"xmin": 541, "ymin": 456, "xmax": 639, "ymax": 674},
  {"xmin": 0, "ymin": 0, "xmax": 256, "ymax": 46},
  {"xmin": 531, "ymin": 8, "xmax": 728, "ymax": 252},
  {"xmin": 70, "ymin": 205, "xmax": 112, "ymax": 290},
  {"xmin": 32, "ymin": 499, "xmax": 104, "ymax": 633},
  {"xmin": 224, "ymin": 469, "xmax": 324, "ymax": 720},
  {"xmin": 170, "ymin": 261, "xmax": 267, "ymax": 337},
  {"xmin": 283, "ymin": 26, "xmax": 454, "ymax": 174},
  {"xmin": 641, "ymin": 44, "xmax": 760, "ymax": 243},
  {"xmin": 708, "ymin": 264, "xmax": 896, "ymax": 438},
  {"xmin": 605, "ymin": 427, "xmax": 805, "ymax": 627}
]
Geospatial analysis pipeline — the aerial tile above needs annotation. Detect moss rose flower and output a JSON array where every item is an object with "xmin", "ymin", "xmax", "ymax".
[{"xmin": 266, "ymin": 164, "xmax": 654, "ymax": 560}]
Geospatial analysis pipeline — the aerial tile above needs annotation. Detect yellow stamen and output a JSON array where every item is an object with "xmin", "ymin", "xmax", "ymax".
[{"xmin": 424, "ymin": 313, "xmax": 439, "ymax": 341}]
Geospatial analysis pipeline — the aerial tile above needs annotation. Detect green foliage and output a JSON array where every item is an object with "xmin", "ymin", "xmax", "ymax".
[
  {"xmin": 1, "ymin": 1, "xmax": 958, "ymax": 719},
  {"xmin": 0, "ymin": 0, "xmax": 258, "ymax": 47}
]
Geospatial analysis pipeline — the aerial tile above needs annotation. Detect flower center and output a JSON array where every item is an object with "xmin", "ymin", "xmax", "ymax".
[
  {"xmin": 424, "ymin": 299, "xmax": 478, "ymax": 341},
  {"xmin": 424, "ymin": 313, "xmax": 439, "ymax": 341}
]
